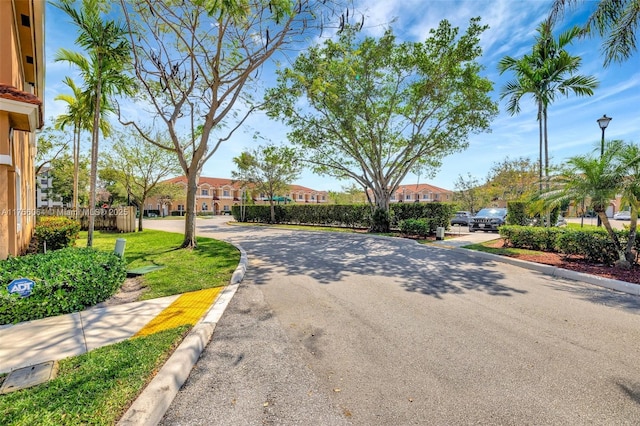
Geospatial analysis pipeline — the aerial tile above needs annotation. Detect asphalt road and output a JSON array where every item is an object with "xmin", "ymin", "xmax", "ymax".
[{"xmin": 148, "ymin": 218, "xmax": 640, "ymax": 425}]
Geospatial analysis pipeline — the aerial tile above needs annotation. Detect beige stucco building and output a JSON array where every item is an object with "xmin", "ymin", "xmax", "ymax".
[
  {"xmin": 148, "ymin": 176, "xmax": 328, "ymax": 216},
  {"xmin": 0, "ymin": 0, "xmax": 45, "ymax": 259}
]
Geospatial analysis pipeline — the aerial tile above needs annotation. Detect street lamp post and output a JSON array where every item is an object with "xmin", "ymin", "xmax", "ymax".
[{"xmin": 596, "ymin": 114, "xmax": 612, "ymax": 226}]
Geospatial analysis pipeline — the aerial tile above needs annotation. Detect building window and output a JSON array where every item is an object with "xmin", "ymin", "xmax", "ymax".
[
  {"xmin": 298, "ymin": 194, "xmax": 303, "ymax": 200},
  {"xmin": 311, "ymin": 195, "xmax": 315, "ymax": 200},
  {"xmin": 422, "ymin": 194, "xmax": 428, "ymax": 199},
  {"xmin": 201, "ymin": 189, "xmax": 209, "ymax": 196},
  {"xmin": 322, "ymin": 196, "xmax": 325, "ymax": 201},
  {"xmin": 223, "ymin": 190, "xmax": 230, "ymax": 197},
  {"xmin": 202, "ymin": 203, "xmax": 208, "ymax": 211},
  {"xmin": 434, "ymin": 194, "xmax": 439, "ymax": 200},
  {"xmin": 223, "ymin": 205, "xmax": 230, "ymax": 211},
  {"xmin": 391, "ymin": 195, "xmax": 396, "ymax": 200},
  {"xmin": 40, "ymin": 179, "xmax": 48, "ymax": 185},
  {"xmin": 405, "ymin": 194, "xmax": 411, "ymax": 200},
  {"xmin": 178, "ymin": 204, "xmax": 184, "ymax": 211}
]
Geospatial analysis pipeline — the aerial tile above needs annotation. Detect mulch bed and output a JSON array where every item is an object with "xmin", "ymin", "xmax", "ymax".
[{"xmin": 484, "ymin": 239, "xmax": 640, "ymax": 285}]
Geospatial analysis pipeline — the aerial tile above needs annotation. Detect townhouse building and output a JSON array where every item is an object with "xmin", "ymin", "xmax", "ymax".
[
  {"xmin": 147, "ymin": 176, "xmax": 329, "ymax": 216},
  {"xmin": 0, "ymin": 0, "xmax": 45, "ymax": 259},
  {"xmin": 375, "ymin": 183, "xmax": 453, "ymax": 203}
]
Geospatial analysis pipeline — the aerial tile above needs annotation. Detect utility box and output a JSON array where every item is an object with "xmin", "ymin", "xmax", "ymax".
[
  {"xmin": 436, "ymin": 227, "xmax": 445, "ymax": 240},
  {"xmin": 114, "ymin": 238, "xmax": 126, "ymax": 257}
]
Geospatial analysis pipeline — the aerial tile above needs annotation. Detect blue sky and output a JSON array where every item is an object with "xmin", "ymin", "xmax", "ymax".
[{"xmin": 44, "ymin": 0, "xmax": 639, "ymax": 192}]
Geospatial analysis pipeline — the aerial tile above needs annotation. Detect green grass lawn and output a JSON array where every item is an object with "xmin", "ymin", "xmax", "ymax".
[
  {"xmin": 77, "ymin": 230, "xmax": 240, "ymax": 299},
  {"xmin": 0, "ymin": 326, "xmax": 189, "ymax": 426},
  {"xmin": 0, "ymin": 230, "xmax": 241, "ymax": 425},
  {"xmin": 462, "ymin": 241, "xmax": 544, "ymax": 256}
]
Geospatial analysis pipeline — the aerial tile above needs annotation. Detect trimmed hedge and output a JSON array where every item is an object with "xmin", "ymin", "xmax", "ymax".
[
  {"xmin": 399, "ymin": 218, "xmax": 432, "ymax": 237},
  {"xmin": 232, "ymin": 203, "xmax": 455, "ymax": 233},
  {"xmin": 500, "ymin": 225, "xmax": 640, "ymax": 265},
  {"xmin": 0, "ymin": 247, "xmax": 127, "ymax": 325},
  {"xmin": 34, "ymin": 216, "xmax": 81, "ymax": 252}
]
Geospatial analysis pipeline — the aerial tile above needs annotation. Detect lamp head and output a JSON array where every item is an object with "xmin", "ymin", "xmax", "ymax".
[{"xmin": 597, "ymin": 114, "xmax": 612, "ymax": 130}]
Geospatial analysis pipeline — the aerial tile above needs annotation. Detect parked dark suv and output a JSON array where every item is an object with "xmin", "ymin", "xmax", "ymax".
[
  {"xmin": 451, "ymin": 211, "xmax": 472, "ymax": 226},
  {"xmin": 469, "ymin": 208, "xmax": 507, "ymax": 233}
]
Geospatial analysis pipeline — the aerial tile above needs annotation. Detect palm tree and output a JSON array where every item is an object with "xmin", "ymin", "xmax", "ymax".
[
  {"xmin": 544, "ymin": 140, "xmax": 630, "ymax": 268},
  {"xmin": 499, "ymin": 21, "xmax": 599, "ymax": 190},
  {"xmin": 616, "ymin": 142, "xmax": 640, "ymax": 262},
  {"xmin": 549, "ymin": 0, "xmax": 639, "ymax": 66},
  {"xmin": 55, "ymin": 77, "xmax": 87, "ymax": 212},
  {"xmin": 55, "ymin": 77, "xmax": 114, "ymax": 213},
  {"xmin": 54, "ymin": 0, "xmax": 134, "ymax": 246}
]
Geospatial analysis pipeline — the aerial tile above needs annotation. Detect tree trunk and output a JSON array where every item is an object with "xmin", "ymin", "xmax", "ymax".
[
  {"xmin": 137, "ymin": 201, "xmax": 144, "ymax": 232},
  {"xmin": 87, "ymin": 77, "xmax": 102, "ymax": 248},
  {"xmin": 182, "ymin": 171, "xmax": 198, "ymax": 248},
  {"xmin": 537, "ymin": 101, "xmax": 543, "ymax": 192},
  {"xmin": 624, "ymin": 205, "xmax": 638, "ymax": 264},
  {"xmin": 72, "ymin": 121, "xmax": 80, "ymax": 216},
  {"xmin": 269, "ymin": 200, "xmax": 275, "ymax": 223},
  {"xmin": 370, "ymin": 189, "xmax": 391, "ymax": 233},
  {"xmin": 598, "ymin": 211, "xmax": 630, "ymax": 269}
]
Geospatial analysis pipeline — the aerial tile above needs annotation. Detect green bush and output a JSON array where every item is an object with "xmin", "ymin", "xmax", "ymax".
[
  {"xmin": 399, "ymin": 218, "xmax": 431, "ymax": 237},
  {"xmin": 34, "ymin": 216, "xmax": 81, "ymax": 252},
  {"xmin": 500, "ymin": 225, "xmax": 563, "ymax": 252},
  {"xmin": 555, "ymin": 229, "xmax": 618, "ymax": 265},
  {"xmin": 506, "ymin": 202, "xmax": 529, "ymax": 226},
  {"xmin": 500, "ymin": 225, "xmax": 638, "ymax": 266},
  {"xmin": 0, "ymin": 247, "xmax": 127, "ymax": 325}
]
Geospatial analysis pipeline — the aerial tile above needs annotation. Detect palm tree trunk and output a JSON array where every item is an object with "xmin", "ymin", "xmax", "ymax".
[
  {"xmin": 537, "ymin": 101, "xmax": 543, "ymax": 192},
  {"xmin": 599, "ymin": 212, "xmax": 630, "ymax": 268},
  {"xmin": 72, "ymin": 121, "xmax": 80, "ymax": 217},
  {"xmin": 87, "ymin": 78, "xmax": 102, "ymax": 248},
  {"xmin": 625, "ymin": 205, "xmax": 638, "ymax": 264}
]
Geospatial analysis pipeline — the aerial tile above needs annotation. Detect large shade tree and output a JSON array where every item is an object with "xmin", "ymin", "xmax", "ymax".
[
  {"xmin": 54, "ymin": 0, "xmax": 135, "ymax": 246},
  {"xmin": 265, "ymin": 21, "xmax": 498, "ymax": 232},
  {"xmin": 118, "ymin": 0, "xmax": 347, "ymax": 248},
  {"xmin": 498, "ymin": 21, "xmax": 598, "ymax": 191}
]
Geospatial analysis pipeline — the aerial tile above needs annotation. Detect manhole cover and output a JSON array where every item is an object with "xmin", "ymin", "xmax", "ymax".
[{"xmin": 0, "ymin": 361, "xmax": 58, "ymax": 394}]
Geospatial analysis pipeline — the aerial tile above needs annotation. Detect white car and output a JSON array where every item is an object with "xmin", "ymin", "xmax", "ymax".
[{"xmin": 613, "ymin": 211, "xmax": 632, "ymax": 220}]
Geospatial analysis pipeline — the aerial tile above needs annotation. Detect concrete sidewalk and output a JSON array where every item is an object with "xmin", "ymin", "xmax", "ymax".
[{"xmin": 0, "ymin": 295, "xmax": 180, "ymax": 374}]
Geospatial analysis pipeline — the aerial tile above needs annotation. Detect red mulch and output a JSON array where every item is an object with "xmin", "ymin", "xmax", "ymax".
[{"xmin": 484, "ymin": 239, "xmax": 640, "ymax": 285}]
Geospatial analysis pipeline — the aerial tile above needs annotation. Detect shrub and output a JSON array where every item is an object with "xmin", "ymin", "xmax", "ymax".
[
  {"xmin": 399, "ymin": 218, "xmax": 432, "ymax": 237},
  {"xmin": 34, "ymin": 216, "xmax": 81, "ymax": 252},
  {"xmin": 555, "ymin": 229, "xmax": 618, "ymax": 265},
  {"xmin": 501, "ymin": 225, "xmax": 636, "ymax": 266},
  {"xmin": 0, "ymin": 247, "xmax": 127, "ymax": 325},
  {"xmin": 506, "ymin": 202, "xmax": 529, "ymax": 226},
  {"xmin": 500, "ymin": 225, "xmax": 563, "ymax": 252}
]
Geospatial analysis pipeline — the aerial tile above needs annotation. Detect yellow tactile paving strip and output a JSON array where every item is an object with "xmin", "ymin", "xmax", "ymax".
[{"xmin": 134, "ymin": 287, "xmax": 223, "ymax": 337}]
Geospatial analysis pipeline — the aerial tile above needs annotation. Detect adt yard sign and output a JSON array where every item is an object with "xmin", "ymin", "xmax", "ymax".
[{"xmin": 7, "ymin": 278, "xmax": 35, "ymax": 298}]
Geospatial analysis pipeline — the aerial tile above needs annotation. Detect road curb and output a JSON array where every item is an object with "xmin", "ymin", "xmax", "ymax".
[
  {"xmin": 117, "ymin": 243, "xmax": 248, "ymax": 426},
  {"xmin": 450, "ymin": 247, "xmax": 640, "ymax": 296}
]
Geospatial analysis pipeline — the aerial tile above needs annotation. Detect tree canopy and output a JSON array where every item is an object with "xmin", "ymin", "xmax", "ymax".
[
  {"xmin": 232, "ymin": 144, "xmax": 301, "ymax": 223},
  {"xmin": 118, "ymin": 0, "xmax": 347, "ymax": 247},
  {"xmin": 264, "ymin": 20, "xmax": 497, "ymax": 232}
]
